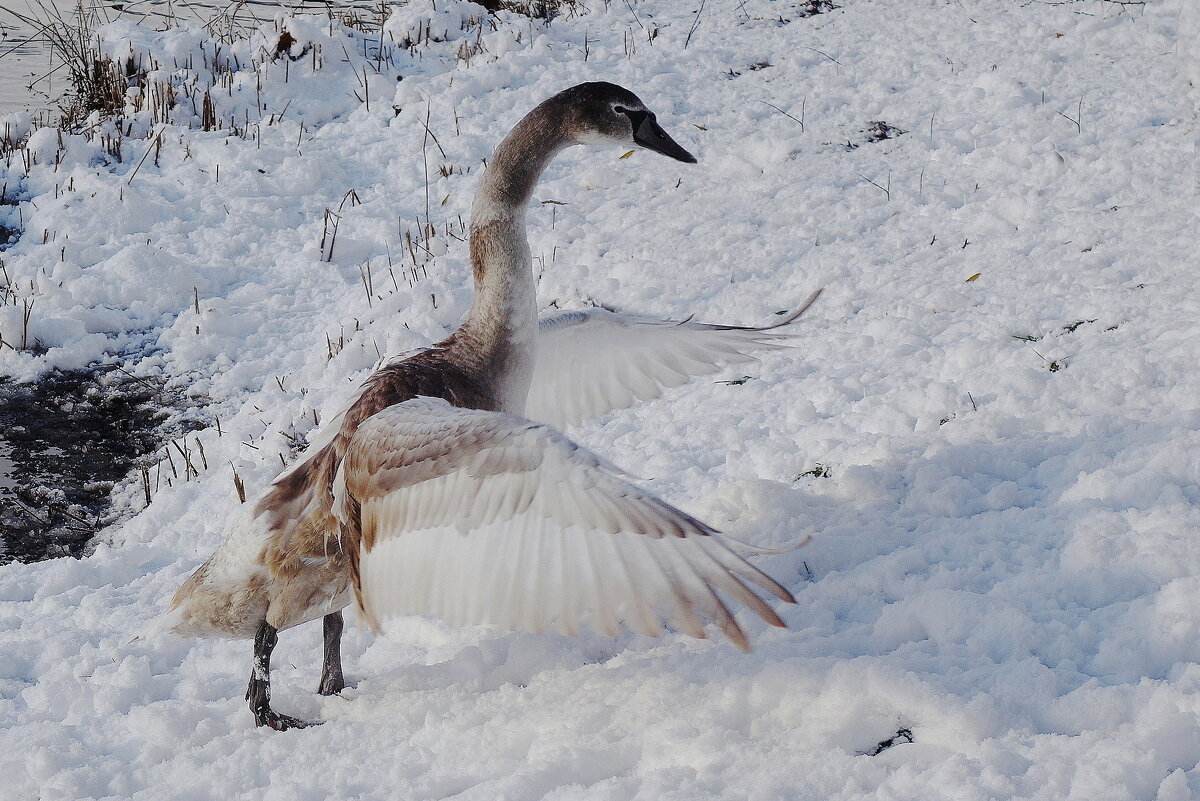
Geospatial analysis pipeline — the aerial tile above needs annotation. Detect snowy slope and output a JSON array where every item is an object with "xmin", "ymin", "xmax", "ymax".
[{"xmin": 1, "ymin": 1, "xmax": 1198, "ymax": 798}]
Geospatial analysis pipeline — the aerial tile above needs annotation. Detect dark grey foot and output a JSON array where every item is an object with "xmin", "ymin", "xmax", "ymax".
[
  {"xmin": 317, "ymin": 611, "xmax": 345, "ymax": 696},
  {"xmin": 247, "ymin": 674, "xmax": 318, "ymax": 730},
  {"xmin": 317, "ymin": 671, "xmax": 345, "ymax": 696},
  {"xmin": 256, "ymin": 707, "xmax": 316, "ymax": 731},
  {"xmin": 247, "ymin": 620, "xmax": 318, "ymax": 731}
]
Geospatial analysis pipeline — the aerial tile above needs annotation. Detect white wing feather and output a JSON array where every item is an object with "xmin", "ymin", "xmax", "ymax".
[
  {"xmin": 337, "ymin": 398, "xmax": 794, "ymax": 650},
  {"xmin": 528, "ymin": 290, "xmax": 821, "ymax": 429}
]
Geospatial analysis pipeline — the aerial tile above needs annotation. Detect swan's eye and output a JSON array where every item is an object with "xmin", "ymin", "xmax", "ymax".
[{"xmin": 614, "ymin": 105, "xmax": 630, "ymax": 114}]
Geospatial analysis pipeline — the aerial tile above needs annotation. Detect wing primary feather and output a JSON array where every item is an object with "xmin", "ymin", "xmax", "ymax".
[
  {"xmin": 582, "ymin": 531, "xmax": 622, "ymax": 637},
  {"xmin": 669, "ymin": 539, "xmax": 750, "ymax": 652},
  {"xmin": 766, "ymin": 288, "xmax": 823, "ymax": 328},
  {"xmin": 435, "ymin": 518, "xmax": 464, "ymax": 622},
  {"xmin": 457, "ymin": 519, "xmax": 489, "ymax": 627},
  {"xmin": 547, "ymin": 526, "xmax": 569, "ymax": 635},
  {"xmin": 698, "ymin": 536, "xmax": 797, "ymax": 604},
  {"xmin": 583, "ymin": 480, "xmax": 637, "ymax": 536},
  {"xmin": 345, "ymin": 399, "xmax": 794, "ymax": 652},
  {"xmin": 354, "ymin": 502, "xmax": 383, "ymax": 633},
  {"xmin": 609, "ymin": 532, "xmax": 664, "ymax": 638},
  {"xmin": 463, "ymin": 512, "xmax": 495, "ymax": 625},
  {"xmin": 717, "ymin": 531, "xmax": 813, "ymax": 555},
  {"xmin": 530, "ymin": 290, "xmax": 823, "ymax": 428},
  {"xmin": 683, "ymin": 538, "xmax": 787, "ymax": 629},
  {"xmin": 525, "ymin": 506, "xmax": 550, "ymax": 634},
  {"xmin": 475, "ymin": 473, "xmax": 507, "ymax": 530},
  {"xmin": 404, "ymin": 474, "xmax": 423, "ymax": 531},
  {"xmin": 567, "ymin": 472, "xmax": 620, "ymax": 535},
  {"xmin": 642, "ymin": 538, "xmax": 706, "ymax": 640},
  {"xmin": 501, "ymin": 512, "xmax": 535, "ymax": 631},
  {"xmin": 556, "ymin": 528, "xmax": 582, "ymax": 636},
  {"xmin": 486, "ymin": 503, "xmax": 526, "ymax": 629}
]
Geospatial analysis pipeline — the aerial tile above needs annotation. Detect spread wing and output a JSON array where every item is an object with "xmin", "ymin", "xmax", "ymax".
[
  {"xmin": 527, "ymin": 289, "xmax": 822, "ymax": 429},
  {"xmin": 333, "ymin": 397, "xmax": 794, "ymax": 650}
]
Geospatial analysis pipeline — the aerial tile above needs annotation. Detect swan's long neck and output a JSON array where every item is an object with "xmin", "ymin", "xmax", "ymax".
[{"xmin": 455, "ymin": 105, "xmax": 571, "ymax": 414}]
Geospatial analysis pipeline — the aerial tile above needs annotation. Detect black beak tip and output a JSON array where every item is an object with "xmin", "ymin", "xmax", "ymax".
[
  {"xmin": 632, "ymin": 114, "xmax": 699, "ymax": 164},
  {"xmin": 637, "ymin": 140, "xmax": 698, "ymax": 164}
]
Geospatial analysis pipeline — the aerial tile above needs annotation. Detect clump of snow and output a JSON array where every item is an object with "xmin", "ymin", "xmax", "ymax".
[
  {"xmin": 21, "ymin": 127, "xmax": 99, "ymax": 171},
  {"xmin": 385, "ymin": 0, "xmax": 490, "ymax": 48},
  {"xmin": 0, "ymin": 1, "xmax": 1198, "ymax": 799},
  {"xmin": 1, "ymin": 111, "xmax": 32, "ymax": 144}
]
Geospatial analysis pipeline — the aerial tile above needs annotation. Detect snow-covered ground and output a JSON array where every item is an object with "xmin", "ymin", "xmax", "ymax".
[
  {"xmin": 0, "ymin": 0, "xmax": 385, "ymax": 116},
  {"xmin": 1, "ymin": 0, "xmax": 1197, "ymax": 798}
]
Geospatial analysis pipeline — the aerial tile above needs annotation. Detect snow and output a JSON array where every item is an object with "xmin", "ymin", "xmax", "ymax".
[{"xmin": 0, "ymin": 0, "xmax": 1197, "ymax": 798}]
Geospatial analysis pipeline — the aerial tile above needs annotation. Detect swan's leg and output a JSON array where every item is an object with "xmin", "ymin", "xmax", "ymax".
[
  {"xmin": 317, "ymin": 611, "xmax": 345, "ymax": 696},
  {"xmin": 246, "ymin": 620, "xmax": 314, "ymax": 730}
]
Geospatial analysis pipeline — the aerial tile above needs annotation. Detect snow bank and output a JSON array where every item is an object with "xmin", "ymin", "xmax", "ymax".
[{"xmin": 0, "ymin": 1, "xmax": 1197, "ymax": 799}]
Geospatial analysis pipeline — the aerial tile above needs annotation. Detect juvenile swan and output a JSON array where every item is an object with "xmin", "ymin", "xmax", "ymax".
[{"xmin": 156, "ymin": 83, "xmax": 808, "ymax": 731}]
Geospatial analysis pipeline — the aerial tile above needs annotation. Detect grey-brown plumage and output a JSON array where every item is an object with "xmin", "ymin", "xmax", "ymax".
[
  {"xmin": 166, "ymin": 346, "xmax": 496, "ymax": 640},
  {"xmin": 156, "ymin": 82, "xmax": 809, "ymax": 732}
]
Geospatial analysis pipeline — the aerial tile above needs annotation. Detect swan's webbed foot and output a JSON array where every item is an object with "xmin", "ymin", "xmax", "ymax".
[
  {"xmin": 255, "ymin": 706, "xmax": 316, "ymax": 731},
  {"xmin": 317, "ymin": 673, "xmax": 344, "ymax": 696},
  {"xmin": 246, "ymin": 620, "xmax": 319, "ymax": 731}
]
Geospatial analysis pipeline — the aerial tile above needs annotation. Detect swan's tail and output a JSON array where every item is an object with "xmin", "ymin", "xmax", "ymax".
[{"xmin": 129, "ymin": 603, "xmax": 186, "ymax": 644}]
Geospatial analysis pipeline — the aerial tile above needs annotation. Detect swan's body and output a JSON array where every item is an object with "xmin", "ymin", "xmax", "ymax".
[{"xmin": 159, "ymin": 83, "xmax": 812, "ymax": 730}]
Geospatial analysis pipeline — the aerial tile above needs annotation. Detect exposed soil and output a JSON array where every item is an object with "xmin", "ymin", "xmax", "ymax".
[{"xmin": 0, "ymin": 367, "xmax": 193, "ymax": 563}]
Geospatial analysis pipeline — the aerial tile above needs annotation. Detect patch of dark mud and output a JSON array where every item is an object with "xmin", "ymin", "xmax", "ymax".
[
  {"xmin": 0, "ymin": 366, "xmax": 197, "ymax": 564},
  {"xmin": 0, "ymin": 220, "xmax": 17, "ymax": 250},
  {"xmin": 863, "ymin": 120, "xmax": 905, "ymax": 143},
  {"xmin": 838, "ymin": 120, "xmax": 906, "ymax": 150},
  {"xmin": 0, "ymin": 188, "xmax": 18, "ymax": 250},
  {"xmin": 796, "ymin": 0, "xmax": 839, "ymax": 17}
]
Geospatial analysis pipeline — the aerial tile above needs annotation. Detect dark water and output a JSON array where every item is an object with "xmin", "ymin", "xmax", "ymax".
[{"xmin": 0, "ymin": 367, "xmax": 192, "ymax": 563}]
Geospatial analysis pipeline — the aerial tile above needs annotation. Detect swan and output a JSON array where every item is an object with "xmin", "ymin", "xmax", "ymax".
[{"xmin": 153, "ymin": 82, "xmax": 816, "ymax": 730}]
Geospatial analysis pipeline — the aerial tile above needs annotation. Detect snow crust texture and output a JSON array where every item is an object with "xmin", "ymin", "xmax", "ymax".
[{"xmin": 0, "ymin": 1, "xmax": 1197, "ymax": 799}]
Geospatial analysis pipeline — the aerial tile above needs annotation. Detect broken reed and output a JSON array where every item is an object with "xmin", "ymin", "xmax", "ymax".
[
  {"xmin": 476, "ymin": 1, "xmax": 582, "ymax": 21},
  {"xmin": 0, "ymin": 290, "xmax": 36, "ymax": 352}
]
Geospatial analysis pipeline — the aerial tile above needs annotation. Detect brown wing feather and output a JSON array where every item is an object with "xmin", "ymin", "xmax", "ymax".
[{"xmin": 259, "ymin": 344, "xmax": 495, "ymax": 575}]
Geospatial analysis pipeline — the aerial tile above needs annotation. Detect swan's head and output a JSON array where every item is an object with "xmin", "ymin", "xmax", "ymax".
[{"xmin": 555, "ymin": 81, "xmax": 697, "ymax": 163}]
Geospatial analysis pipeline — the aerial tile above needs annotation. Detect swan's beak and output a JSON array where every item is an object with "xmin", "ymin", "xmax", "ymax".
[{"xmin": 631, "ymin": 111, "xmax": 697, "ymax": 163}]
